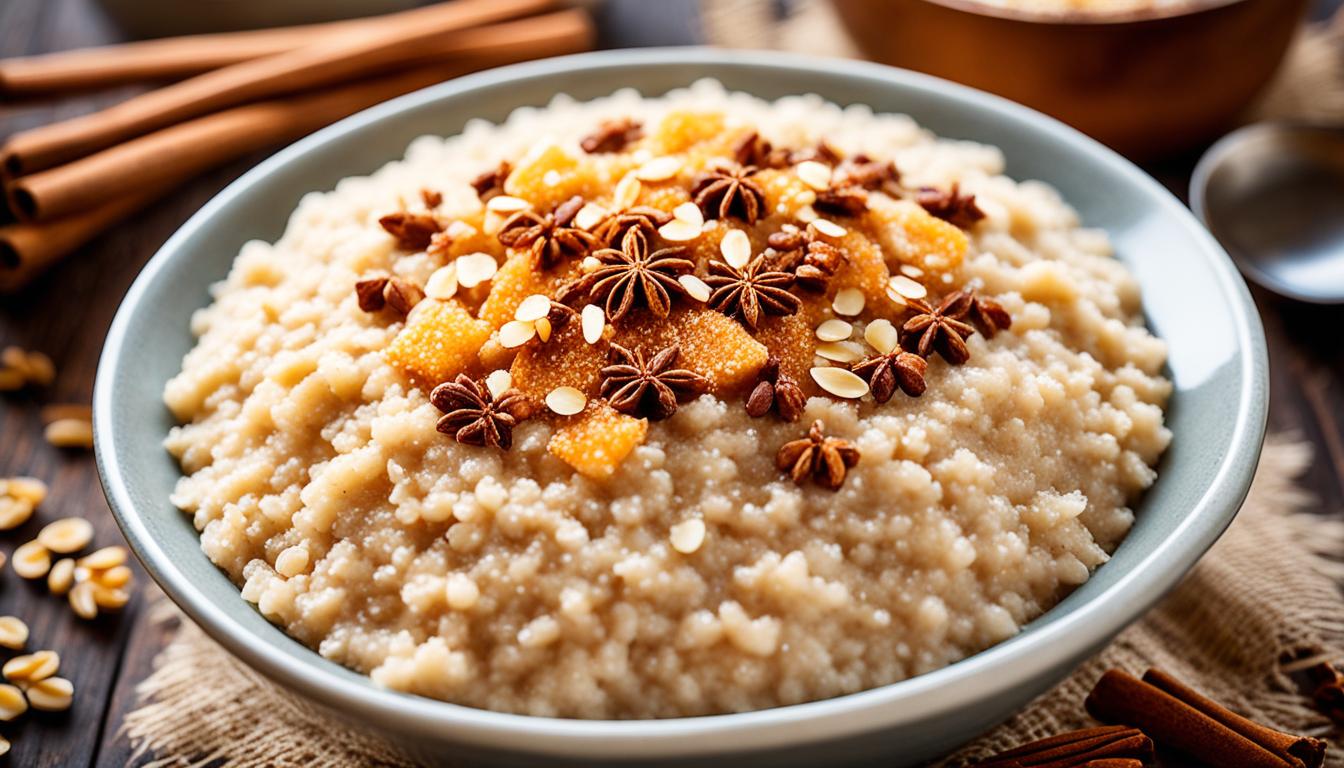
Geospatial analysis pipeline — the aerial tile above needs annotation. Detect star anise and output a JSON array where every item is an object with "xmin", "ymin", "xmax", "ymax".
[
  {"xmin": 764, "ymin": 229, "xmax": 846, "ymax": 292},
  {"xmin": 420, "ymin": 188, "xmax": 443, "ymax": 208},
  {"xmin": 587, "ymin": 228, "xmax": 694, "ymax": 323},
  {"xmin": 968, "ymin": 292, "xmax": 1013, "ymax": 338},
  {"xmin": 851, "ymin": 349, "xmax": 928, "ymax": 403},
  {"xmin": 429, "ymin": 374, "xmax": 533, "ymax": 450},
  {"xmin": 471, "ymin": 160, "xmax": 511, "ymax": 202},
  {"xmin": 916, "ymin": 182, "xmax": 985, "ymax": 229},
  {"xmin": 692, "ymin": 164, "xmax": 768, "ymax": 225},
  {"xmin": 733, "ymin": 131, "xmax": 792, "ymax": 169},
  {"xmin": 704, "ymin": 255, "xmax": 801, "ymax": 330},
  {"xmin": 789, "ymin": 141, "xmax": 843, "ymax": 166},
  {"xmin": 834, "ymin": 154, "xmax": 901, "ymax": 196},
  {"xmin": 580, "ymin": 117, "xmax": 644, "ymax": 154},
  {"xmin": 744, "ymin": 356, "xmax": 805, "ymax": 422},
  {"xmin": 599, "ymin": 343, "xmax": 708, "ymax": 421},
  {"xmin": 497, "ymin": 196, "xmax": 599, "ymax": 269},
  {"xmin": 592, "ymin": 205, "xmax": 672, "ymax": 247},
  {"xmin": 1307, "ymin": 662, "xmax": 1344, "ymax": 725},
  {"xmin": 379, "ymin": 211, "xmax": 442, "ymax": 251},
  {"xmin": 902, "ymin": 290, "xmax": 977, "ymax": 365},
  {"xmin": 775, "ymin": 420, "xmax": 860, "ymax": 491},
  {"xmin": 355, "ymin": 274, "xmax": 423, "ymax": 315}
]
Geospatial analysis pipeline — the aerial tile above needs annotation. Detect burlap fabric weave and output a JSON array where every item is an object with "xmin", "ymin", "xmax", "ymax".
[{"xmin": 123, "ymin": 6, "xmax": 1344, "ymax": 764}]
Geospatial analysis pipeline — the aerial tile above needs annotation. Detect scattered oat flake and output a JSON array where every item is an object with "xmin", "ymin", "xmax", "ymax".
[
  {"xmin": 0, "ymin": 617, "xmax": 26, "ymax": 651},
  {"xmin": 515, "ymin": 294, "xmax": 553, "ymax": 322},
  {"xmin": 720, "ymin": 229, "xmax": 751, "ymax": 269},
  {"xmin": 485, "ymin": 195, "xmax": 530, "ymax": 213},
  {"xmin": 678, "ymin": 274, "xmax": 711, "ymax": 302},
  {"xmin": 810, "ymin": 366, "xmax": 870, "ymax": 399},
  {"xmin": 424, "ymin": 264, "xmax": 459, "ymax": 300},
  {"xmin": 888, "ymin": 275, "xmax": 927, "ymax": 300},
  {"xmin": 815, "ymin": 341, "xmax": 865, "ymax": 363},
  {"xmin": 811, "ymin": 218, "xmax": 847, "ymax": 239},
  {"xmin": 580, "ymin": 304, "xmax": 605, "ymax": 344},
  {"xmin": 27, "ymin": 676, "xmax": 73, "ymax": 712},
  {"xmin": 796, "ymin": 160, "xmax": 832, "ymax": 190},
  {"xmin": 37, "ymin": 517, "xmax": 92, "ymax": 554},
  {"xmin": 499, "ymin": 320, "xmax": 537, "ymax": 349},
  {"xmin": 12, "ymin": 541, "xmax": 50, "ymax": 579},
  {"xmin": 0, "ymin": 684, "xmax": 24, "ymax": 721},
  {"xmin": 635, "ymin": 156, "xmax": 680, "ymax": 182},
  {"xmin": 864, "ymin": 319, "xmax": 900, "ymax": 355},
  {"xmin": 545, "ymin": 386, "xmax": 587, "ymax": 416},
  {"xmin": 484, "ymin": 369, "xmax": 513, "ymax": 399},
  {"xmin": 670, "ymin": 519, "xmax": 706, "ymax": 554},
  {"xmin": 816, "ymin": 319, "xmax": 854, "ymax": 342},
  {"xmin": 456, "ymin": 253, "xmax": 498, "ymax": 288},
  {"xmin": 832, "ymin": 288, "xmax": 866, "ymax": 316}
]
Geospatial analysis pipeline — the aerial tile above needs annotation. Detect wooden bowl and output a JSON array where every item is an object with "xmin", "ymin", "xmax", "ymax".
[{"xmin": 831, "ymin": 0, "xmax": 1308, "ymax": 158}]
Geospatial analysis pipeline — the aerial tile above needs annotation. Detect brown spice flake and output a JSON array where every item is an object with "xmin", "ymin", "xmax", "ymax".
[
  {"xmin": 732, "ymin": 131, "xmax": 791, "ymax": 170},
  {"xmin": 916, "ymin": 182, "xmax": 986, "ymax": 230},
  {"xmin": 430, "ymin": 374, "xmax": 533, "ymax": 450},
  {"xmin": 902, "ymin": 290, "xmax": 977, "ymax": 365},
  {"xmin": 764, "ymin": 229, "xmax": 847, "ymax": 292},
  {"xmin": 355, "ymin": 275, "xmax": 423, "ymax": 315},
  {"xmin": 585, "ymin": 228, "xmax": 694, "ymax": 323},
  {"xmin": 471, "ymin": 160, "xmax": 512, "ymax": 202},
  {"xmin": 599, "ymin": 344, "xmax": 708, "ymax": 421},
  {"xmin": 580, "ymin": 117, "xmax": 644, "ymax": 154},
  {"xmin": 692, "ymin": 164, "xmax": 768, "ymax": 225},
  {"xmin": 497, "ymin": 196, "xmax": 599, "ymax": 270},
  {"xmin": 378, "ymin": 211, "xmax": 442, "ymax": 251},
  {"xmin": 744, "ymin": 356, "xmax": 805, "ymax": 422},
  {"xmin": 851, "ymin": 349, "xmax": 928, "ymax": 402},
  {"xmin": 834, "ymin": 154, "xmax": 901, "ymax": 196},
  {"xmin": 969, "ymin": 292, "xmax": 1013, "ymax": 338},
  {"xmin": 420, "ymin": 188, "xmax": 443, "ymax": 209},
  {"xmin": 775, "ymin": 420, "xmax": 860, "ymax": 491},
  {"xmin": 704, "ymin": 255, "xmax": 801, "ymax": 331},
  {"xmin": 813, "ymin": 185, "xmax": 868, "ymax": 217}
]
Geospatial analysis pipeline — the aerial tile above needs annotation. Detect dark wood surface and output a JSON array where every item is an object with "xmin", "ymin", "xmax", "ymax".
[{"xmin": 1, "ymin": 1, "xmax": 1341, "ymax": 765}]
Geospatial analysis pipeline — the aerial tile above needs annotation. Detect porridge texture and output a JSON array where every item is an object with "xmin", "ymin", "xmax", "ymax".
[{"xmin": 164, "ymin": 80, "xmax": 1170, "ymax": 718}]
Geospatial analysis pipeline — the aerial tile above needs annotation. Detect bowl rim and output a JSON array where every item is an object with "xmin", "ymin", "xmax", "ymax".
[
  {"xmin": 94, "ymin": 47, "xmax": 1268, "ymax": 760},
  {"xmin": 914, "ymin": 0, "xmax": 1248, "ymax": 25}
]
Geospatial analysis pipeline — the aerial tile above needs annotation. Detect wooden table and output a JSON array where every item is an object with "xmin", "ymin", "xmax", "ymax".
[{"xmin": 1, "ymin": 1, "xmax": 1341, "ymax": 765}]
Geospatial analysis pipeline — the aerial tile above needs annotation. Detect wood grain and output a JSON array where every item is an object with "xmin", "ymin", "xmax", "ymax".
[{"xmin": 0, "ymin": 1, "xmax": 1340, "ymax": 766}]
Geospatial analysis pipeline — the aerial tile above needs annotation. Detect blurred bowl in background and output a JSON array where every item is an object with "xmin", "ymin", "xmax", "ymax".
[
  {"xmin": 94, "ymin": 0, "xmax": 421, "ymax": 38},
  {"xmin": 831, "ymin": 0, "xmax": 1308, "ymax": 158}
]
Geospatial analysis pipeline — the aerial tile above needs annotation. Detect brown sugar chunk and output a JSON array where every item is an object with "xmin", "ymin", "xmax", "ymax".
[
  {"xmin": 477, "ymin": 252, "xmax": 569, "ymax": 328},
  {"xmin": 868, "ymin": 198, "xmax": 968, "ymax": 275},
  {"xmin": 752, "ymin": 312, "xmax": 818, "ymax": 389},
  {"xmin": 508, "ymin": 321, "xmax": 607, "ymax": 401},
  {"xmin": 755, "ymin": 169, "xmax": 811, "ymax": 221},
  {"xmin": 827, "ymin": 230, "xmax": 897, "ymax": 312},
  {"xmin": 614, "ymin": 307, "xmax": 769, "ymax": 395},
  {"xmin": 385, "ymin": 300, "xmax": 493, "ymax": 384},
  {"xmin": 506, "ymin": 144, "xmax": 605, "ymax": 211},
  {"xmin": 547, "ymin": 403, "xmax": 649, "ymax": 479},
  {"xmin": 649, "ymin": 110, "xmax": 727, "ymax": 155}
]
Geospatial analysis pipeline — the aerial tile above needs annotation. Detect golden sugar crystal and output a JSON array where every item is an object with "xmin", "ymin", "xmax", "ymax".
[
  {"xmin": 505, "ymin": 143, "xmax": 598, "ymax": 210},
  {"xmin": 752, "ymin": 312, "xmax": 819, "ymax": 388},
  {"xmin": 869, "ymin": 198, "xmax": 968, "ymax": 275},
  {"xmin": 612, "ymin": 308, "xmax": 769, "ymax": 395},
  {"xmin": 509, "ymin": 322, "xmax": 606, "ymax": 402},
  {"xmin": 477, "ymin": 252, "xmax": 567, "ymax": 329},
  {"xmin": 649, "ymin": 110, "xmax": 726, "ymax": 155},
  {"xmin": 385, "ymin": 300, "xmax": 493, "ymax": 385},
  {"xmin": 547, "ymin": 403, "xmax": 648, "ymax": 479}
]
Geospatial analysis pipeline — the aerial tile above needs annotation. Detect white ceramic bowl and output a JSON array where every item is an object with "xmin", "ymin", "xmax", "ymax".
[{"xmin": 95, "ymin": 49, "xmax": 1268, "ymax": 766}]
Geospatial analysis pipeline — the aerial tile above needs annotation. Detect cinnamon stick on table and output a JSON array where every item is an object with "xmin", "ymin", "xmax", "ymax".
[
  {"xmin": 1085, "ymin": 668, "xmax": 1326, "ymax": 768},
  {"xmin": 0, "ymin": 0, "xmax": 553, "ymax": 177},
  {"xmin": 0, "ymin": 11, "xmax": 594, "ymax": 293},
  {"xmin": 5, "ymin": 10, "xmax": 593, "ymax": 223}
]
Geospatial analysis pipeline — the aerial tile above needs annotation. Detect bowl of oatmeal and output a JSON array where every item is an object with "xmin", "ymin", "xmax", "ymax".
[
  {"xmin": 95, "ymin": 49, "xmax": 1266, "ymax": 765},
  {"xmin": 831, "ymin": 0, "xmax": 1307, "ymax": 157}
]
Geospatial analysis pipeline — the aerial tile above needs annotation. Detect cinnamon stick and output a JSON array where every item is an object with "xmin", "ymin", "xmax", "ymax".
[
  {"xmin": 0, "ymin": 0, "xmax": 553, "ymax": 177},
  {"xmin": 6, "ymin": 10, "xmax": 594, "ymax": 223},
  {"xmin": 975, "ymin": 725, "xmax": 1153, "ymax": 767},
  {"xmin": 0, "ymin": 14, "xmax": 593, "ymax": 292},
  {"xmin": 1085, "ymin": 669, "xmax": 1326, "ymax": 768}
]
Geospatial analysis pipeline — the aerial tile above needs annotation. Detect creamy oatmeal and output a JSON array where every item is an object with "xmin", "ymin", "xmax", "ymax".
[
  {"xmin": 972, "ymin": 0, "xmax": 1206, "ymax": 15},
  {"xmin": 164, "ymin": 80, "xmax": 1170, "ymax": 719}
]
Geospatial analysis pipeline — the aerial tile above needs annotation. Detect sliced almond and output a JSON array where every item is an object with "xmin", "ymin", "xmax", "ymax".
[
  {"xmin": 579, "ymin": 255, "xmax": 602, "ymax": 273},
  {"xmin": 545, "ymin": 387, "xmax": 587, "ymax": 416},
  {"xmin": 0, "ymin": 617, "xmax": 27, "ymax": 651},
  {"xmin": 38, "ymin": 517, "xmax": 93, "ymax": 554},
  {"xmin": 44, "ymin": 418, "xmax": 93, "ymax": 449},
  {"xmin": 864, "ymin": 319, "xmax": 900, "ymax": 355},
  {"xmin": 12, "ymin": 541, "xmax": 50, "ymax": 580},
  {"xmin": 678, "ymin": 274, "xmax": 711, "ymax": 303},
  {"xmin": 900, "ymin": 264, "xmax": 924, "ymax": 278},
  {"xmin": 634, "ymin": 156, "xmax": 680, "ymax": 182},
  {"xmin": 613, "ymin": 175, "xmax": 642, "ymax": 209},
  {"xmin": 815, "ymin": 319, "xmax": 854, "ymax": 342},
  {"xmin": 484, "ymin": 195, "xmax": 530, "ymax": 214},
  {"xmin": 815, "ymin": 341, "xmax": 866, "ymax": 364},
  {"xmin": 796, "ymin": 160, "xmax": 833, "ymax": 190},
  {"xmin": 498, "ymin": 320, "xmax": 537, "ymax": 349},
  {"xmin": 423, "ymin": 264, "xmax": 459, "ymax": 300},
  {"xmin": 69, "ymin": 582, "xmax": 97, "ymax": 620},
  {"xmin": 455, "ymin": 253, "xmax": 498, "ymax": 288},
  {"xmin": 810, "ymin": 218, "xmax": 847, "ymax": 239},
  {"xmin": 658, "ymin": 220, "xmax": 701, "ymax": 242},
  {"xmin": 3, "ymin": 650, "xmax": 57, "ymax": 683},
  {"xmin": 573, "ymin": 202, "xmax": 608, "ymax": 231},
  {"xmin": 719, "ymin": 229, "xmax": 752, "ymax": 269},
  {"xmin": 514, "ymin": 294, "xmax": 553, "ymax": 322},
  {"xmin": 810, "ymin": 366, "xmax": 871, "ymax": 399},
  {"xmin": 580, "ymin": 305, "xmax": 605, "ymax": 344},
  {"xmin": 534, "ymin": 316, "xmax": 553, "ymax": 343},
  {"xmin": 669, "ymin": 519, "xmax": 706, "ymax": 554},
  {"xmin": 0, "ymin": 497, "xmax": 34, "ymax": 531},
  {"xmin": 26, "ymin": 676, "xmax": 73, "ymax": 712},
  {"xmin": 832, "ymin": 288, "xmax": 866, "ymax": 317},
  {"xmin": 484, "ymin": 369, "xmax": 513, "ymax": 399},
  {"xmin": 0, "ymin": 684, "xmax": 26, "ymax": 721},
  {"xmin": 47, "ymin": 558, "xmax": 75, "ymax": 595},
  {"xmin": 672, "ymin": 202, "xmax": 704, "ymax": 227},
  {"xmin": 888, "ymin": 274, "xmax": 927, "ymax": 300}
]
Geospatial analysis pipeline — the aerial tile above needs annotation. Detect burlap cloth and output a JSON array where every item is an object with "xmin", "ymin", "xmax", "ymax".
[{"xmin": 122, "ymin": 7, "xmax": 1344, "ymax": 765}]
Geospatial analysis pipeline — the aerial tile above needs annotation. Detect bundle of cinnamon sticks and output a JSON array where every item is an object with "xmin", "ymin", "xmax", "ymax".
[{"xmin": 0, "ymin": 0, "xmax": 594, "ymax": 293}]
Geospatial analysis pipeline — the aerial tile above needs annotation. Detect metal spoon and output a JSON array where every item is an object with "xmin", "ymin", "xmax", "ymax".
[{"xmin": 1190, "ymin": 123, "xmax": 1344, "ymax": 304}]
